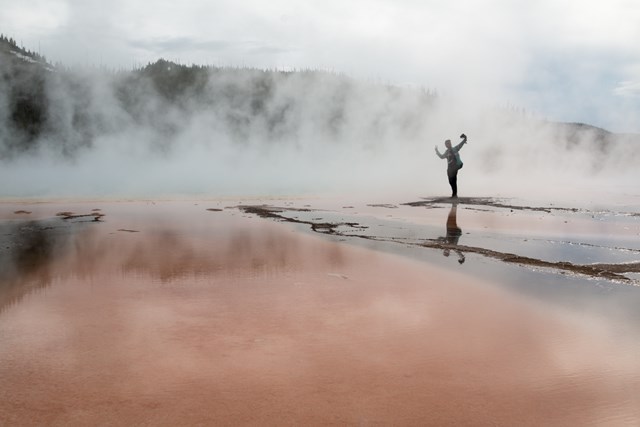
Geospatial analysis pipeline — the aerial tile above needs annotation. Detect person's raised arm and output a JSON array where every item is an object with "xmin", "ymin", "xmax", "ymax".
[
  {"xmin": 435, "ymin": 145, "xmax": 445, "ymax": 159},
  {"xmin": 453, "ymin": 134, "xmax": 468, "ymax": 152}
]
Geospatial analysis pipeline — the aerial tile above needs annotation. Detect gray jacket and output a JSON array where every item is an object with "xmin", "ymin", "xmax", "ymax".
[{"xmin": 435, "ymin": 140, "xmax": 466, "ymax": 170}]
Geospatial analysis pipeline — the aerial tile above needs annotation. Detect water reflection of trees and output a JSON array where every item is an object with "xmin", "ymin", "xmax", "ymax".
[
  {"xmin": 0, "ymin": 220, "xmax": 76, "ymax": 313},
  {"xmin": 1, "ymin": 218, "xmax": 349, "ymax": 312},
  {"xmin": 118, "ymin": 227, "xmax": 345, "ymax": 282}
]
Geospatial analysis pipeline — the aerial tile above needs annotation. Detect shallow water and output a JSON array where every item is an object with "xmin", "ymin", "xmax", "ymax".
[
  {"xmin": 1, "ymin": 201, "xmax": 639, "ymax": 425},
  {"xmin": 270, "ymin": 197, "xmax": 640, "ymax": 281}
]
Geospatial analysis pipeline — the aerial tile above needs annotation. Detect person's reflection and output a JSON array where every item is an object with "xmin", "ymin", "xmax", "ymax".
[{"xmin": 440, "ymin": 202, "xmax": 465, "ymax": 264}]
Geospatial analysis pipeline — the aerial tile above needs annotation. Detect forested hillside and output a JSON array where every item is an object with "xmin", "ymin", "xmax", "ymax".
[{"xmin": 1, "ymin": 36, "xmax": 437, "ymax": 158}]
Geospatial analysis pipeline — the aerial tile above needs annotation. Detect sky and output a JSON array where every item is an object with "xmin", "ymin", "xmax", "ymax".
[{"xmin": 1, "ymin": 0, "xmax": 639, "ymax": 132}]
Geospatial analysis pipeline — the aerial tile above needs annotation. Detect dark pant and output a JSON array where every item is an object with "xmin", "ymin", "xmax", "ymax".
[{"xmin": 447, "ymin": 169, "xmax": 458, "ymax": 197}]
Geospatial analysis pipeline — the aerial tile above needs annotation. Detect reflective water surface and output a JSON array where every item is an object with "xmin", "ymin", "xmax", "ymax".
[{"xmin": 1, "ymin": 201, "xmax": 639, "ymax": 425}]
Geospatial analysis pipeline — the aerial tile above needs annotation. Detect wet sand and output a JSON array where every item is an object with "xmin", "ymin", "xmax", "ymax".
[{"xmin": 1, "ymin": 200, "xmax": 640, "ymax": 425}]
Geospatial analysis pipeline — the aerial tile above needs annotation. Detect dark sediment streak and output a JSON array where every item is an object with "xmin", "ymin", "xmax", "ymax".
[
  {"xmin": 239, "ymin": 205, "xmax": 366, "ymax": 234},
  {"xmin": 56, "ymin": 211, "xmax": 105, "ymax": 221},
  {"xmin": 405, "ymin": 197, "xmax": 568, "ymax": 213},
  {"xmin": 406, "ymin": 196, "xmax": 640, "ymax": 217},
  {"xmin": 415, "ymin": 241, "xmax": 634, "ymax": 282}
]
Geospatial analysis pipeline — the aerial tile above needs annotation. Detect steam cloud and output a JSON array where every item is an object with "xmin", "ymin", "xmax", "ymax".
[{"xmin": 1, "ymin": 48, "xmax": 639, "ymax": 199}]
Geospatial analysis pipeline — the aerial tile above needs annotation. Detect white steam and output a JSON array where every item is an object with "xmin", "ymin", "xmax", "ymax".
[{"xmin": 0, "ymin": 62, "xmax": 639, "ymax": 200}]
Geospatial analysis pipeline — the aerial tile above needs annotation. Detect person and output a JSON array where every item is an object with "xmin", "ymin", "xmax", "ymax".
[{"xmin": 435, "ymin": 133, "xmax": 468, "ymax": 198}]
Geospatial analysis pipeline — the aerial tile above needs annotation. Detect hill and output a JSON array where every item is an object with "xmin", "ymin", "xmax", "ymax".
[
  {"xmin": 0, "ymin": 35, "xmax": 53, "ymax": 152},
  {"xmin": 1, "ymin": 36, "xmax": 438, "ymax": 159}
]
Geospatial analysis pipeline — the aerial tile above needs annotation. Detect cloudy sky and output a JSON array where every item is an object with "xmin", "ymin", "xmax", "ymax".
[{"xmin": 2, "ymin": 0, "xmax": 639, "ymax": 132}]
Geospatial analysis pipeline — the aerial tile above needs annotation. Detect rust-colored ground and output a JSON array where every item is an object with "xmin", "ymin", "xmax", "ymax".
[{"xmin": 1, "ymin": 201, "xmax": 639, "ymax": 425}]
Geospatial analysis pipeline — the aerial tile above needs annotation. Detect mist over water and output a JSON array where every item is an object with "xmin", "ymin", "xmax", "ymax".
[{"xmin": 1, "ymin": 53, "xmax": 639, "ymax": 199}]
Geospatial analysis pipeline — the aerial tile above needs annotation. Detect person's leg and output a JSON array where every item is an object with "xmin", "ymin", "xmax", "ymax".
[{"xmin": 448, "ymin": 171, "xmax": 458, "ymax": 197}]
